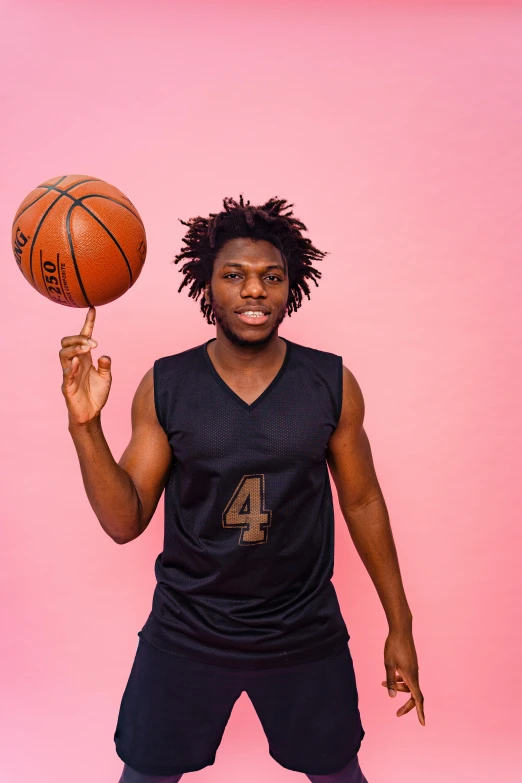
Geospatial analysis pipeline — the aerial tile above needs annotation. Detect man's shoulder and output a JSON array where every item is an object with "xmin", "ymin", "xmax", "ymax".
[
  {"xmin": 155, "ymin": 342, "xmax": 203, "ymax": 365},
  {"xmin": 288, "ymin": 338, "xmax": 341, "ymax": 361}
]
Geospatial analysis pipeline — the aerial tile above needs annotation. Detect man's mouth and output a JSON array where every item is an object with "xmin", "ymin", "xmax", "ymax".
[{"xmin": 235, "ymin": 310, "xmax": 270, "ymax": 326}]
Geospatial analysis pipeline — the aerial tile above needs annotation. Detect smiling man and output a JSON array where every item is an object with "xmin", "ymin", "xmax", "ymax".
[{"xmin": 61, "ymin": 195, "xmax": 424, "ymax": 783}]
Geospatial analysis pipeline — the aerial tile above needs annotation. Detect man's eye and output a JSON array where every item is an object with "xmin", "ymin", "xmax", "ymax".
[{"xmin": 224, "ymin": 274, "xmax": 281, "ymax": 281}]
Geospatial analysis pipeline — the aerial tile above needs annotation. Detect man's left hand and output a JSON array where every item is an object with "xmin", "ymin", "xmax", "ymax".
[{"xmin": 381, "ymin": 629, "xmax": 425, "ymax": 726}]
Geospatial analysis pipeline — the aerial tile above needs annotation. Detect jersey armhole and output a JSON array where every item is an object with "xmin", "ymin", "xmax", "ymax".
[
  {"xmin": 334, "ymin": 356, "xmax": 343, "ymax": 427},
  {"xmin": 152, "ymin": 360, "xmax": 166, "ymax": 432}
]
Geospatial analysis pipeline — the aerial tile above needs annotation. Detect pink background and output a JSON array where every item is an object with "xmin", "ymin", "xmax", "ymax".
[{"xmin": 1, "ymin": 1, "xmax": 521, "ymax": 781}]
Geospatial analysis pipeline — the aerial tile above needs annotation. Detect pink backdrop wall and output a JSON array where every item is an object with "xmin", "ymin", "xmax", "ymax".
[{"xmin": 1, "ymin": 1, "xmax": 521, "ymax": 781}]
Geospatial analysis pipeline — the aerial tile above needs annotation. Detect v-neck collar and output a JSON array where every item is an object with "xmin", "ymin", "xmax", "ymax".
[{"xmin": 202, "ymin": 337, "xmax": 292, "ymax": 412}]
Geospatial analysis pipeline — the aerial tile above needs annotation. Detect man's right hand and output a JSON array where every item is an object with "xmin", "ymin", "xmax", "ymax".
[{"xmin": 60, "ymin": 306, "xmax": 112, "ymax": 426}]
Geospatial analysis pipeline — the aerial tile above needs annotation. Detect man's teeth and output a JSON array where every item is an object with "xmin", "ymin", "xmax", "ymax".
[{"xmin": 241, "ymin": 311, "xmax": 266, "ymax": 317}]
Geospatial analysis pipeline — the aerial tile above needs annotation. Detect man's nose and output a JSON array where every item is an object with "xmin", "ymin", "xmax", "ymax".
[{"xmin": 241, "ymin": 276, "xmax": 267, "ymax": 296}]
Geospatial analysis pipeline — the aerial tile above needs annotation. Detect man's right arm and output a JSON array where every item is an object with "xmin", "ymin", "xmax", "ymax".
[{"xmin": 68, "ymin": 367, "xmax": 172, "ymax": 544}]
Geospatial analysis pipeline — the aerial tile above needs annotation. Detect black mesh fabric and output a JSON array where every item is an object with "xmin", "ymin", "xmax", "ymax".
[{"xmin": 138, "ymin": 337, "xmax": 349, "ymax": 669}]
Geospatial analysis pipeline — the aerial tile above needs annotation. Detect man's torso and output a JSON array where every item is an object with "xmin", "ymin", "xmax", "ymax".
[{"xmin": 138, "ymin": 336, "xmax": 349, "ymax": 669}]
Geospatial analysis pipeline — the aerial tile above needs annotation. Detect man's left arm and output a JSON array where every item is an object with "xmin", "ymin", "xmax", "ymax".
[{"xmin": 326, "ymin": 365, "xmax": 425, "ymax": 726}]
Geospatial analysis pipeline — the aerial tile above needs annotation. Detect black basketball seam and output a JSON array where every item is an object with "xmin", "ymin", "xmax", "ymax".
[
  {"xmin": 66, "ymin": 179, "xmax": 101, "ymax": 193},
  {"xmin": 79, "ymin": 194, "xmax": 145, "ymax": 229},
  {"xmin": 13, "ymin": 190, "xmax": 50, "ymax": 228},
  {"xmin": 28, "ymin": 192, "xmax": 68, "ymax": 286},
  {"xmin": 39, "ymin": 249, "xmax": 73, "ymax": 307},
  {"xmin": 19, "ymin": 178, "xmax": 99, "ymax": 256},
  {"xmin": 27, "ymin": 181, "xmax": 141, "ymax": 225},
  {"xmin": 37, "ymin": 176, "xmax": 80, "ymax": 189},
  {"xmin": 26, "ymin": 177, "xmax": 93, "ymax": 284},
  {"xmin": 12, "ymin": 175, "xmax": 68, "ymax": 227},
  {"xmin": 43, "ymin": 180, "xmax": 102, "ymax": 200},
  {"xmin": 66, "ymin": 203, "xmax": 92, "ymax": 307},
  {"xmin": 77, "ymin": 202, "xmax": 134, "ymax": 285},
  {"xmin": 36, "ymin": 176, "xmax": 66, "ymax": 188},
  {"xmin": 43, "ymin": 185, "xmax": 143, "ymax": 229},
  {"xmin": 38, "ymin": 178, "xmax": 101, "ymax": 192}
]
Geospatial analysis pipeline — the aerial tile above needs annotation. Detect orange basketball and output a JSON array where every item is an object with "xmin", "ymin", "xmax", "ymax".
[{"xmin": 11, "ymin": 175, "xmax": 147, "ymax": 307}]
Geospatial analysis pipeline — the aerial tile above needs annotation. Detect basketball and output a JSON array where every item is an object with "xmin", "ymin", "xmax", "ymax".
[{"xmin": 11, "ymin": 175, "xmax": 147, "ymax": 307}]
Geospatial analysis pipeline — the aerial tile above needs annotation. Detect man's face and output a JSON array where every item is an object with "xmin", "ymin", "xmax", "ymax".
[{"xmin": 204, "ymin": 237, "xmax": 290, "ymax": 347}]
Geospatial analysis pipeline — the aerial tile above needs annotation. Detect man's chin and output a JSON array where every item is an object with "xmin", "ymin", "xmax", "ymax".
[
  {"xmin": 218, "ymin": 319, "xmax": 277, "ymax": 347},
  {"xmin": 226, "ymin": 329, "xmax": 274, "ymax": 348}
]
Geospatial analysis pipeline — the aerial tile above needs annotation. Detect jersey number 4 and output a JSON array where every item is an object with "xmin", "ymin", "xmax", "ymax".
[{"xmin": 222, "ymin": 474, "xmax": 272, "ymax": 546}]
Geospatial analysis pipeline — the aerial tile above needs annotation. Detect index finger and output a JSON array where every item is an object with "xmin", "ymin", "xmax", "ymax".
[
  {"xmin": 80, "ymin": 306, "xmax": 96, "ymax": 338},
  {"xmin": 398, "ymin": 667, "xmax": 425, "ymax": 726}
]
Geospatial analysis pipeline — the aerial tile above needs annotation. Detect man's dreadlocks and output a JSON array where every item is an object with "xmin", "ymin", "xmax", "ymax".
[{"xmin": 173, "ymin": 195, "xmax": 328, "ymax": 325}]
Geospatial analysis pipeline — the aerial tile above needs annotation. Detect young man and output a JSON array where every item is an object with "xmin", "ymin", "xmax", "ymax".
[{"xmin": 60, "ymin": 196, "xmax": 424, "ymax": 783}]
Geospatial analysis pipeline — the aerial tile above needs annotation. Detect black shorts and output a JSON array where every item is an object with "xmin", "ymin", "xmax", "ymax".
[{"xmin": 114, "ymin": 636, "xmax": 365, "ymax": 777}]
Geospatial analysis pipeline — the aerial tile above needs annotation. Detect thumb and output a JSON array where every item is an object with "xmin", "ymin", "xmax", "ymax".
[
  {"xmin": 385, "ymin": 662, "xmax": 397, "ymax": 698},
  {"xmin": 97, "ymin": 355, "xmax": 112, "ymax": 378}
]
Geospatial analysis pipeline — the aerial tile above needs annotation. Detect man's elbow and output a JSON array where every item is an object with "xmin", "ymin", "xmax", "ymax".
[
  {"xmin": 343, "ymin": 490, "xmax": 383, "ymax": 515},
  {"xmin": 112, "ymin": 534, "xmax": 130, "ymax": 545},
  {"xmin": 111, "ymin": 515, "xmax": 151, "ymax": 545}
]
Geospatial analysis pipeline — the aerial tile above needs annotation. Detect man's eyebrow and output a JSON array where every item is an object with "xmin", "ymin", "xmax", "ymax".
[{"xmin": 221, "ymin": 262, "xmax": 286, "ymax": 273}]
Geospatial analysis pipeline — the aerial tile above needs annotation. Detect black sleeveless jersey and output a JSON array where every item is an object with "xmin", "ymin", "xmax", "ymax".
[{"xmin": 138, "ymin": 337, "xmax": 349, "ymax": 669}]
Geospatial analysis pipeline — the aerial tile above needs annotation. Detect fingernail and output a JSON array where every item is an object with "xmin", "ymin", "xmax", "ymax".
[
  {"xmin": 88, "ymin": 339, "xmax": 97, "ymax": 346},
  {"xmin": 388, "ymin": 689, "xmax": 396, "ymax": 697}
]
